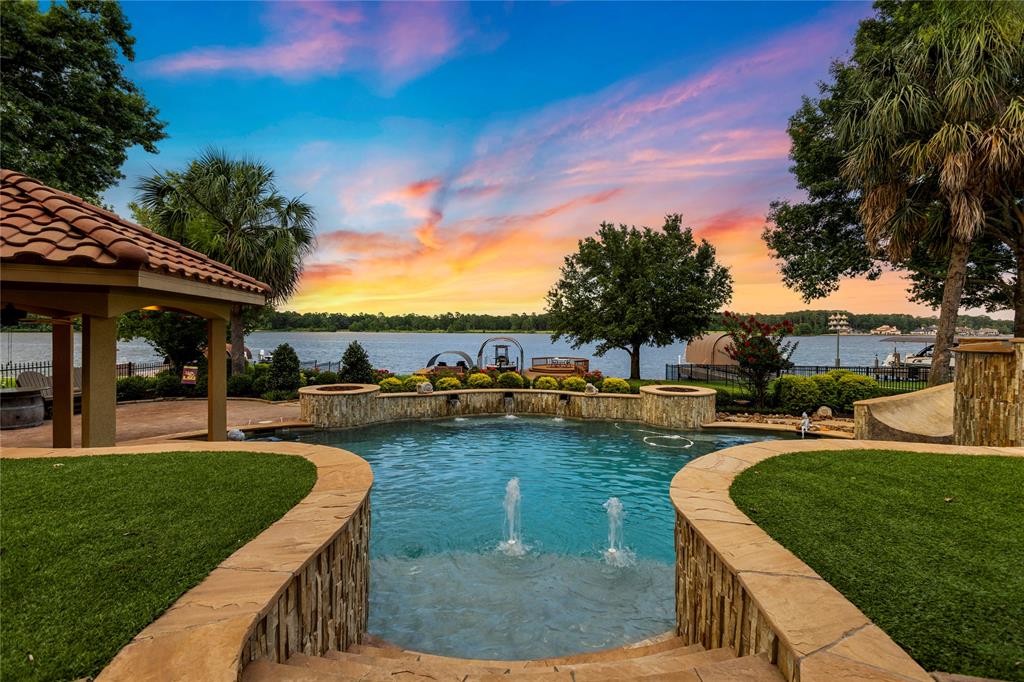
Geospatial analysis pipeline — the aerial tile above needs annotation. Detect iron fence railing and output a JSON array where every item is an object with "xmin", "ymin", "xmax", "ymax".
[
  {"xmin": 665, "ymin": 363, "xmax": 932, "ymax": 393},
  {"xmin": 1, "ymin": 360, "xmax": 170, "ymax": 385}
]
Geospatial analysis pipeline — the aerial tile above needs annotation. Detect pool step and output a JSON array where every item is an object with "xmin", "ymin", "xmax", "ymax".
[{"xmin": 243, "ymin": 640, "xmax": 785, "ymax": 682}]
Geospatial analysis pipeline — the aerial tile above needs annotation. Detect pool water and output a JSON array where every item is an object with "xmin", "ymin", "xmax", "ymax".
[{"xmin": 269, "ymin": 417, "xmax": 794, "ymax": 659}]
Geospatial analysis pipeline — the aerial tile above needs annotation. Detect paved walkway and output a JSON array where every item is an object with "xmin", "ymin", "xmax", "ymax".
[{"xmin": 0, "ymin": 399, "xmax": 302, "ymax": 448}]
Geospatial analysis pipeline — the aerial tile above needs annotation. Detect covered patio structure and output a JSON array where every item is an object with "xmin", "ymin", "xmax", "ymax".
[{"xmin": 0, "ymin": 169, "xmax": 269, "ymax": 447}]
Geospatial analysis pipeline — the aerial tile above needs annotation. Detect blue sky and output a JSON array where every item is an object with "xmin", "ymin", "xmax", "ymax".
[{"xmin": 101, "ymin": 1, "xmax": 941, "ymax": 316}]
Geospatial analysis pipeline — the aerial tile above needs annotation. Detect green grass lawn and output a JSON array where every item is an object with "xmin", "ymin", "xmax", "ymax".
[
  {"xmin": 0, "ymin": 451, "xmax": 317, "ymax": 681},
  {"xmin": 730, "ymin": 450, "xmax": 1024, "ymax": 681}
]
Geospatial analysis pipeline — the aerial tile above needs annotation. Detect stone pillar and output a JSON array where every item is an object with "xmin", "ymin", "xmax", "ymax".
[
  {"xmin": 81, "ymin": 315, "xmax": 117, "ymax": 447},
  {"xmin": 51, "ymin": 319, "xmax": 75, "ymax": 448},
  {"xmin": 953, "ymin": 339, "xmax": 1023, "ymax": 447},
  {"xmin": 207, "ymin": 318, "xmax": 227, "ymax": 442}
]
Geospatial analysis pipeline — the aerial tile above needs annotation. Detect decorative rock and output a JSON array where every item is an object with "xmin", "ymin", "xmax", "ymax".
[
  {"xmin": 584, "ymin": 383, "xmax": 599, "ymax": 395},
  {"xmin": 816, "ymin": 405, "xmax": 833, "ymax": 418},
  {"xmin": 416, "ymin": 381, "xmax": 434, "ymax": 394},
  {"xmin": 227, "ymin": 428, "xmax": 246, "ymax": 441}
]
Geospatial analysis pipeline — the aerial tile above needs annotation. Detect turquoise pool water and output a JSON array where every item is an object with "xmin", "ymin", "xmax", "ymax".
[{"xmin": 268, "ymin": 417, "xmax": 795, "ymax": 659}]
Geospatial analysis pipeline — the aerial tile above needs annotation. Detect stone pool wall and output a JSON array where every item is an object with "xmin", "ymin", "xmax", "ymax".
[{"xmin": 299, "ymin": 384, "xmax": 716, "ymax": 431}]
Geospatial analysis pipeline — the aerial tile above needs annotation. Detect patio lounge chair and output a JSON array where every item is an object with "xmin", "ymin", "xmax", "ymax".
[{"xmin": 17, "ymin": 369, "xmax": 83, "ymax": 401}]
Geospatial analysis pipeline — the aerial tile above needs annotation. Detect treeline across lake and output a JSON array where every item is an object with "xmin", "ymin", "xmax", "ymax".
[
  {"xmin": 261, "ymin": 311, "xmax": 555, "ymax": 333},
  {"xmin": 259, "ymin": 309, "xmax": 1014, "ymax": 335}
]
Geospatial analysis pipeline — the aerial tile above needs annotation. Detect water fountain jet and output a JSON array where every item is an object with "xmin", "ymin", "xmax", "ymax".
[
  {"xmin": 497, "ymin": 477, "xmax": 527, "ymax": 556},
  {"xmin": 603, "ymin": 497, "xmax": 635, "ymax": 567}
]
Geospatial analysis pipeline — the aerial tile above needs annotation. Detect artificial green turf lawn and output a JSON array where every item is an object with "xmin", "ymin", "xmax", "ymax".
[
  {"xmin": 730, "ymin": 450, "xmax": 1024, "ymax": 681},
  {"xmin": 0, "ymin": 451, "xmax": 317, "ymax": 681}
]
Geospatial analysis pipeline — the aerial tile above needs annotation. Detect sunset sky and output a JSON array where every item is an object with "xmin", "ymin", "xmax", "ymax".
[{"xmin": 105, "ymin": 0, "xmax": 969, "ymax": 317}]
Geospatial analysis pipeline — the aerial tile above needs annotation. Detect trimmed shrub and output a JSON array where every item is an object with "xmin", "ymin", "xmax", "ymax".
[
  {"xmin": 434, "ymin": 376, "xmax": 462, "ymax": 391},
  {"xmin": 836, "ymin": 372, "xmax": 882, "ymax": 409},
  {"xmin": 534, "ymin": 376, "xmax": 559, "ymax": 390},
  {"xmin": 252, "ymin": 373, "xmax": 270, "ymax": 396},
  {"xmin": 339, "ymin": 341, "xmax": 375, "ymax": 384},
  {"xmin": 372, "ymin": 368, "xmax": 394, "ymax": 382},
  {"xmin": 467, "ymin": 372, "xmax": 493, "ymax": 389},
  {"xmin": 268, "ymin": 344, "xmax": 301, "ymax": 392},
  {"xmin": 152, "ymin": 371, "xmax": 185, "ymax": 398},
  {"xmin": 116, "ymin": 375, "xmax": 151, "ymax": 401},
  {"xmin": 496, "ymin": 371, "xmax": 524, "ymax": 389},
  {"xmin": 316, "ymin": 370, "xmax": 338, "ymax": 385},
  {"xmin": 811, "ymin": 371, "xmax": 842, "ymax": 410},
  {"xmin": 227, "ymin": 373, "xmax": 255, "ymax": 397},
  {"xmin": 261, "ymin": 389, "xmax": 297, "ymax": 402},
  {"xmin": 403, "ymin": 374, "xmax": 430, "ymax": 392},
  {"xmin": 600, "ymin": 377, "xmax": 631, "ymax": 394},
  {"xmin": 583, "ymin": 370, "xmax": 604, "ymax": 390},
  {"xmin": 379, "ymin": 377, "xmax": 405, "ymax": 393},
  {"xmin": 772, "ymin": 375, "xmax": 821, "ymax": 415},
  {"xmin": 561, "ymin": 376, "xmax": 587, "ymax": 392}
]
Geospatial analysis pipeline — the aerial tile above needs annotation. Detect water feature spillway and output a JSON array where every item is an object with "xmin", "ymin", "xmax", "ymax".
[{"xmin": 264, "ymin": 417, "xmax": 796, "ymax": 659}]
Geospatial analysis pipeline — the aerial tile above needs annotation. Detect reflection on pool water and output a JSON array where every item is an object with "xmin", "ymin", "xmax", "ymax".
[{"xmin": 266, "ymin": 417, "xmax": 795, "ymax": 659}]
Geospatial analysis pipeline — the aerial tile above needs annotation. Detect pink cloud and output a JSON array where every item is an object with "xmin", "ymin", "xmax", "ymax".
[{"xmin": 147, "ymin": 2, "xmax": 474, "ymax": 85}]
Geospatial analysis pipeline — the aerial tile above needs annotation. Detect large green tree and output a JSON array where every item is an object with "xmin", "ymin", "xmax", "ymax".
[
  {"xmin": 0, "ymin": 0, "xmax": 166, "ymax": 201},
  {"xmin": 546, "ymin": 215, "xmax": 733, "ymax": 380},
  {"xmin": 136, "ymin": 150, "xmax": 316, "ymax": 374},
  {"xmin": 764, "ymin": 1, "xmax": 1024, "ymax": 384},
  {"xmin": 764, "ymin": 96, "xmax": 1020, "ymax": 325}
]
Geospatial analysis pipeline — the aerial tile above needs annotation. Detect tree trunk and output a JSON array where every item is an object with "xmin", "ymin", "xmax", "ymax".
[
  {"xmin": 1015, "ymin": 241, "xmax": 1024, "ymax": 338},
  {"xmin": 1011, "ymin": 246, "xmax": 1019, "ymax": 337},
  {"xmin": 929, "ymin": 239, "xmax": 971, "ymax": 386},
  {"xmin": 229, "ymin": 304, "xmax": 246, "ymax": 376},
  {"xmin": 629, "ymin": 345, "xmax": 641, "ymax": 381}
]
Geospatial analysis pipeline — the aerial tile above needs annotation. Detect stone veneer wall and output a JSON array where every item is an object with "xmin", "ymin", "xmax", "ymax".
[
  {"xmin": 299, "ymin": 384, "xmax": 716, "ymax": 431},
  {"xmin": 671, "ymin": 439, "xmax": 1022, "ymax": 682},
  {"xmin": 952, "ymin": 339, "xmax": 1023, "ymax": 447},
  {"xmin": 0, "ymin": 441, "xmax": 374, "ymax": 682}
]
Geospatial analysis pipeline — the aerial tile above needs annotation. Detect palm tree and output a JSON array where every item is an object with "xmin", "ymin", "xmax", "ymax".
[
  {"xmin": 837, "ymin": 1, "xmax": 1024, "ymax": 385},
  {"xmin": 137, "ymin": 149, "xmax": 316, "ymax": 374}
]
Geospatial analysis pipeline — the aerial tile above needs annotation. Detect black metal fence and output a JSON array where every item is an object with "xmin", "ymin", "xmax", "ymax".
[
  {"xmin": 299, "ymin": 360, "xmax": 342, "ymax": 373},
  {"xmin": 1, "ymin": 360, "xmax": 170, "ymax": 385},
  {"xmin": 665, "ymin": 363, "xmax": 931, "ymax": 393}
]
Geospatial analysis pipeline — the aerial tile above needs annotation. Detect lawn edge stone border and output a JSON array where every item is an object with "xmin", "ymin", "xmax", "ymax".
[
  {"xmin": 670, "ymin": 438, "xmax": 1024, "ymax": 682},
  {"xmin": 0, "ymin": 441, "xmax": 373, "ymax": 682}
]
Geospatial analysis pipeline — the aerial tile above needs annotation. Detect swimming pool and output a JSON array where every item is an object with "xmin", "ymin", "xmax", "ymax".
[{"xmin": 267, "ymin": 416, "xmax": 795, "ymax": 659}]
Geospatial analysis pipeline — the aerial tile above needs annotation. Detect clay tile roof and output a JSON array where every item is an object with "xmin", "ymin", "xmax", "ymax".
[{"xmin": 0, "ymin": 169, "xmax": 270, "ymax": 295}]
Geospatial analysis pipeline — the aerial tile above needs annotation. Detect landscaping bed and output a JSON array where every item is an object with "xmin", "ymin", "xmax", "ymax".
[
  {"xmin": 730, "ymin": 450, "xmax": 1024, "ymax": 681},
  {"xmin": 0, "ymin": 451, "xmax": 316, "ymax": 681}
]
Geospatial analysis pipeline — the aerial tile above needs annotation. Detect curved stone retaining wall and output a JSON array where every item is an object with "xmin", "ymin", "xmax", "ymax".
[
  {"xmin": 300, "ymin": 384, "xmax": 716, "ymax": 431},
  {"xmin": 671, "ymin": 439, "xmax": 1021, "ymax": 682},
  {"xmin": 0, "ymin": 441, "xmax": 373, "ymax": 682}
]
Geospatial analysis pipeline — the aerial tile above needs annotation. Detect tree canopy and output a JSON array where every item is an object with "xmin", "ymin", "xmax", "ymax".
[
  {"xmin": 136, "ymin": 149, "xmax": 316, "ymax": 373},
  {"xmin": 546, "ymin": 215, "xmax": 733, "ymax": 380},
  {"xmin": 764, "ymin": 0, "xmax": 1024, "ymax": 381},
  {"xmin": 0, "ymin": 0, "xmax": 166, "ymax": 201}
]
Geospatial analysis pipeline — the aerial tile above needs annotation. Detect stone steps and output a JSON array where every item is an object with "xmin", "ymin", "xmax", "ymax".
[{"xmin": 242, "ymin": 644, "xmax": 785, "ymax": 682}]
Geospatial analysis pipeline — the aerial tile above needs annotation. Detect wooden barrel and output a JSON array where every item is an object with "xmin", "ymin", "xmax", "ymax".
[{"xmin": 0, "ymin": 388, "xmax": 45, "ymax": 429}]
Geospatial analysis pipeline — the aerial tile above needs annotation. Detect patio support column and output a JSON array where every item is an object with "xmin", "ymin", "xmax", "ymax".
[
  {"xmin": 51, "ymin": 318, "xmax": 75, "ymax": 448},
  {"xmin": 207, "ymin": 317, "xmax": 227, "ymax": 441},
  {"xmin": 82, "ymin": 315, "xmax": 117, "ymax": 447}
]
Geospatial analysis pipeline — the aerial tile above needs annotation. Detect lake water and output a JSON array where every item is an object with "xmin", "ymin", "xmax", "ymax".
[{"xmin": 0, "ymin": 330, "xmax": 916, "ymax": 378}]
